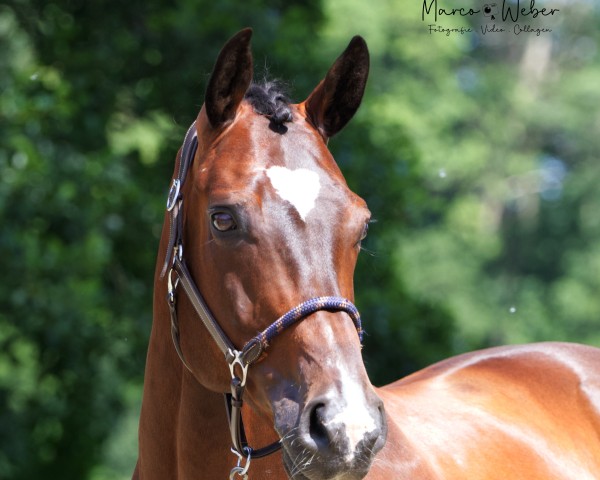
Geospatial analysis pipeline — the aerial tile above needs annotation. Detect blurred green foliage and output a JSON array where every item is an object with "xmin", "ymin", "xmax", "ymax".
[{"xmin": 1, "ymin": 0, "xmax": 599, "ymax": 478}]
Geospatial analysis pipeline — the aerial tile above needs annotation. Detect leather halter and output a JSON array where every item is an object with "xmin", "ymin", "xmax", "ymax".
[{"xmin": 162, "ymin": 121, "xmax": 363, "ymax": 479}]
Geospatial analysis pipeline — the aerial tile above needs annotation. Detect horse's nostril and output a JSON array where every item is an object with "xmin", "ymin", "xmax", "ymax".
[{"xmin": 309, "ymin": 403, "xmax": 329, "ymax": 448}]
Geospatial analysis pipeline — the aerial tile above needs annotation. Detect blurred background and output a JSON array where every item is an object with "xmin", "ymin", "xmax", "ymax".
[{"xmin": 1, "ymin": 0, "xmax": 599, "ymax": 478}]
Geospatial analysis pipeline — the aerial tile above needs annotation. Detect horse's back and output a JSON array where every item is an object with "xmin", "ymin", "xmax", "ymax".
[{"xmin": 372, "ymin": 342, "xmax": 600, "ymax": 479}]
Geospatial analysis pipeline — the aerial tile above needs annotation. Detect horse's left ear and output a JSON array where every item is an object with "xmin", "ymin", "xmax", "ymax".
[
  {"xmin": 204, "ymin": 28, "xmax": 254, "ymax": 128},
  {"xmin": 304, "ymin": 36, "xmax": 369, "ymax": 139}
]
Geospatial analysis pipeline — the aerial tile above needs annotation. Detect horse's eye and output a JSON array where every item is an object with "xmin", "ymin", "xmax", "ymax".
[{"xmin": 211, "ymin": 212, "xmax": 237, "ymax": 232}]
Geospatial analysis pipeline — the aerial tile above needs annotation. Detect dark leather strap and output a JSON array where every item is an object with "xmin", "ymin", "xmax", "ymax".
[
  {"xmin": 172, "ymin": 257, "xmax": 235, "ymax": 356},
  {"xmin": 161, "ymin": 121, "xmax": 198, "ymax": 278},
  {"xmin": 225, "ymin": 393, "xmax": 282, "ymax": 459}
]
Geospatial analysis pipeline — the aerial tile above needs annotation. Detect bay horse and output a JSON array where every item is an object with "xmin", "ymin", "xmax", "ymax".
[{"xmin": 134, "ymin": 28, "xmax": 600, "ymax": 479}]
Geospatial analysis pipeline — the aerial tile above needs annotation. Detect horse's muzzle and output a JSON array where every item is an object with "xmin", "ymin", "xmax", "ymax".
[{"xmin": 279, "ymin": 390, "xmax": 387, "ymax": 480}]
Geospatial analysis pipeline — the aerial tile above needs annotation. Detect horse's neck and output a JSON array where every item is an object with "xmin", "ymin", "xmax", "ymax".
[
  {"xmin": 137, "ymin": 266, "xmax": 285, "ymax": 479},
  {"xmin": 136, "ymin": 288, "xmax": 231, "ymax": 477}
]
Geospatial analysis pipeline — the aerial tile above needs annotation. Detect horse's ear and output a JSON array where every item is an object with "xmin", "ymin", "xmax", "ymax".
[
  {"xmin": 304, "ymin": 36, "xmax": 369, "ymax": 139},
  {"xmin": 205, "ymin": 28, "xmax": 254, "ymax": 128}
]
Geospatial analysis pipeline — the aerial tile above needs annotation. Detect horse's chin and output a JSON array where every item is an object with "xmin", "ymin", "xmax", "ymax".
[{"xmin": 281, "ymin": 445, "xmax": 371, "ymax": 480}]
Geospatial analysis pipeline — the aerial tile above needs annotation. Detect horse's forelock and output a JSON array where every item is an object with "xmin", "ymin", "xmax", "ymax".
[{"xmin": 244, "ymin": 81, "xmax": 293, "ymax": 125}]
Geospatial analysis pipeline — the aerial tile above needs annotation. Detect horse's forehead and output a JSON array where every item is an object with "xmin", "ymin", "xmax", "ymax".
[{"xmin": 204, "ymin": 108, "xmax": 348, "ymax": 206}]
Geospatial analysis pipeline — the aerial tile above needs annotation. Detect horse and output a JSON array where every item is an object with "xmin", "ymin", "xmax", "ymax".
[{"xmin": 134, "ymin": 28, "xmax": 600, "ymax": 480}]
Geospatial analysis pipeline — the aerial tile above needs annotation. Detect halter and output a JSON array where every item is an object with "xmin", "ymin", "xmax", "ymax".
[{"xmin": 162, "ymin": 121, "xmax": 363, "ymax": 479}]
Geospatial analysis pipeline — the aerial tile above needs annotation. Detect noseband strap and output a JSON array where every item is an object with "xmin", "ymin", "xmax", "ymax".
[
  {"xmin": 241, "ymin": 296, "xmax": 363, "ymax": 366},
  {"xmin": 164, "ymin": 122, "xmax": 364, "ymax": 474}
]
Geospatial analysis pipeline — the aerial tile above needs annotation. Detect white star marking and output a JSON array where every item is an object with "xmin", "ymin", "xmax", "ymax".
[{"xmin": 265, "ymin": 166, "xmax": 321, "ymax": 221}]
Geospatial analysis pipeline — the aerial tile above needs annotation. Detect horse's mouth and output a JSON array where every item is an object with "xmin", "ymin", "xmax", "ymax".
[{"xmin": 280, "ymin": 437, "xmax": 374, "ymax": 480}]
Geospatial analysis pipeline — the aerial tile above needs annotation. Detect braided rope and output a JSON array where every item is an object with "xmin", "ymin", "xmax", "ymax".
[{"xmin": 250, "ymin": 296, "xmax": 362, "ymax": 352}]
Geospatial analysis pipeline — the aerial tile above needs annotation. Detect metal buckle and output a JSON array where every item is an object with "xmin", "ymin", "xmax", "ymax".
[
  {"xmin": 229, "ymin": 447, "xmax": 251, "ymax": 479},
  {"xmin": 227, "ymin": 349, "xmax": 249, "ymax": 387},
  {"xmin": 166, "ymin": 179, "xmax": 181, "ymax": 211}
]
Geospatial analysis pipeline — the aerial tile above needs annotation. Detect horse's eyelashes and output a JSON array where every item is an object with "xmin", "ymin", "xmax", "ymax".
[
  {"xmin": 360, "ymin": 222, "xmax": 369, "ymax": 241},
  {"xmin": 356, "ymin": 218, "xmax": 372, "ymax": 247}
]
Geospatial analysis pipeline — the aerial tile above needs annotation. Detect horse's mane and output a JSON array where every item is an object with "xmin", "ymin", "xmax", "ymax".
[{"xmin": 244, "ymin": 81, "xmax": 293, "ymax": 125}]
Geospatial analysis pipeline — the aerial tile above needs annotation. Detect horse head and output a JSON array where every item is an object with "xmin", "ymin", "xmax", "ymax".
[{"xmin": 166, "ymin": 28, "xmax": 386, "ymax": 479}]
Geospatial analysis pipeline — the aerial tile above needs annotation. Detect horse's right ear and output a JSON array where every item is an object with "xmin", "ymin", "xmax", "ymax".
[{"xmin": 204, "ymin": 28, "xmax": 254, "ymax": 128}]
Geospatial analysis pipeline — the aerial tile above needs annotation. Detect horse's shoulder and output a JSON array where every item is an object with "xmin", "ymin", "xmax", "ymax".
[
  {"xmin": 376, "ymin": 341, "xmax": 600, "ymax": 425},
  {"xmin": 373, "ymin": 343, "xmax": 600, "ymax": 478}
]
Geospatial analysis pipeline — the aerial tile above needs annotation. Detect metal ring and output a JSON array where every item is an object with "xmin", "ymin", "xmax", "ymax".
[
  {"xmin": 229, "ymin": 466, "xmax": 248, "ymax": 480},
  {"xmin": 230, "ymin": 447, "xmax": 251, "ymax": 479},
  {"xmin": 227, "ymin": 349, "xmax": 249, "ymax": 387}
]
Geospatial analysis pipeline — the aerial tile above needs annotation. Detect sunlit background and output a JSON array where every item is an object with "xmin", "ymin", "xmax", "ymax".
[{"xmin": 1, "ymin": 0, "xmax": 599, "ymax": 478}]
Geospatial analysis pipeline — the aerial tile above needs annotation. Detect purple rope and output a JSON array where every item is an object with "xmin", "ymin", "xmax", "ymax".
[{"xmin": 248, "ymin": 296, "xmax": 362, "ymax": 351}]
